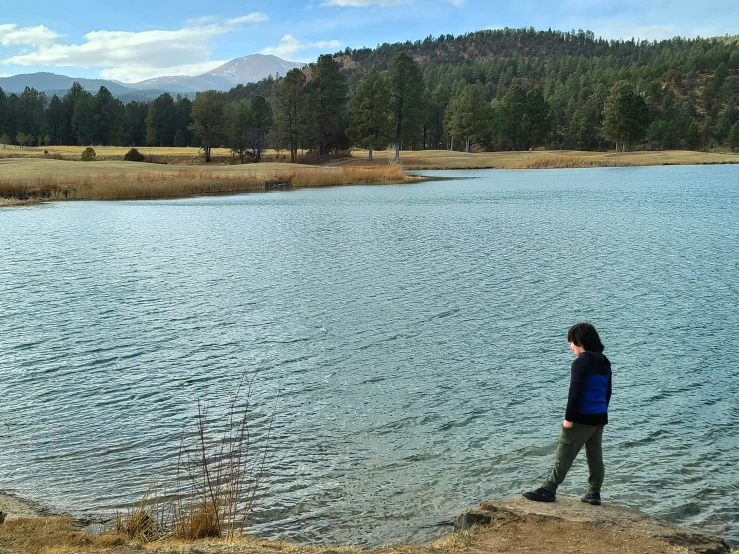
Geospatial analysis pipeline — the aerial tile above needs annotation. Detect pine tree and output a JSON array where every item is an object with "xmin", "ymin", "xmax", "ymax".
[
  {"xmin": 274, "ymin": 69, "xmax": 306, "ymax": 163},
  {"xmin": 387, "ymin": 52, "xmax": 426, "ymax": 160},
  {"xmin": 310, "ymin": 55, "xmax": 348, "ymax": 158},
  {"xmin": 602, "ymin": 81, "xmax": 649, "ymax": 151},
  {"xmin": 248, "ymin": 96, "xmax": 273, "ymax": 162},
  {"xmin": 347, "ymin": 72, "xmax": 392, "ymax": 160},
  {"xmin": 728, "ymin": 122, "xmax": 739, "ymax": 152},
  {"xmin": 445, "ymin": 84, "xmax": 490, "ymax": 153},
  {"xmin": 502, "ymin": 84, "xmax": 527, "ymax": 151},
  {"xmin": 188, "ymin": 90, "xmax": 230, "ymax": 162}
]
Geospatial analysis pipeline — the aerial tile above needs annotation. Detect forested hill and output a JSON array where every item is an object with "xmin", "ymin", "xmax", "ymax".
[
  {"xmin": 2, "ymin": 27, "xmax": 738, "ymax": 153},
  {"xmin": 244, "ymin": 27, "xmax": 739, "ymax": 151},
  {"xmin": 338, "ymin": 27, "xmax": 739, "ymax": 93}
]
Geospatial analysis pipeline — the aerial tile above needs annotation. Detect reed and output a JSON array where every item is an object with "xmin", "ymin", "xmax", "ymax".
[
  {"xmin": 505, "ymin": 156, "xmax": 635, "ymax": 169},
  {"xmin": 114, "ymin": 373, "xmax": 275, "ymax": 542},
  {"xmin": 0, "ymin": 165, "xmax": 410, "ymax": 203}
]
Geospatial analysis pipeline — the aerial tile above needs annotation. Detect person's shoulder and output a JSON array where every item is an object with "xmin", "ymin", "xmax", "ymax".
[{"xmin": 578, "ymin": 351, "xmax": 611, "ymax": 371}]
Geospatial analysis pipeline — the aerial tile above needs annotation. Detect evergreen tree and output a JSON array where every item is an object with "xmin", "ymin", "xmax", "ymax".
[
  {"xmin": 44, "ymin": 95, "xmax": 65, "ymax": 146},
  {"xmin": 188, "ymin": 90, "xmax": 230, "ymax": 162},
  {"xmin": 502, "ymin": 84, "xmax": 527, "ymax": 151},
  {"xmin": 347, "ymin": 72, "xmax": 392, "ymax": 160},
  {"xmin": 310, "ymin": 55, "xmax": 348, "ymax": 157},
  {"xmin": 124, "ymin": 101, "xmax": 148, "ymax": 146},
  {"xmin": 0, "ymin": 88, "xmax": 6, "ymax": 139},
  {"xmin": 62, "ymin": 82, "xmax": 86, "ymax": 145},
  {"xmin": 231, "ymin": 102, "xmax": 251, "ymax": 163},
  {"xmin": 248, "ymin": 96, "xmax": 273, "ymax": 161},
  {"xmin": 146, "ymin": 93, "xmax": 177, "ymax": 147},
  {"xmin": 174, "ymin": 96, "xmax": 193, "ymax": 147},
  {"xmin": 388, "ymin": 52, "xmax": 426, "ymax": 160},
  {"xmin": 602, "ymin": 81, "xmax": 650, "ymax": 151},
  {"xmin": 729, "ymin": 121, "xmax": 739, "ymax": 152},
  {"xmin": 686, "ymin": 121, "xmax": 701, "ymax": 150},
  {"xmin": 274, "ymin": 69, "xmax": 307, "ymax": 163},
  {"xmin": 445, "ymin": 83, "xmax": 490, "ymax": 152},
  {"xmin": 93, "ymin": 87, "xmax": 125, "ymax": 145},
  {"xmin": 71, "ymin": 91, "xmax": 95, "ymax": 145},
  {"xmin": 525, "ymin": 88, "xmax": 554, "ymax": 147}
]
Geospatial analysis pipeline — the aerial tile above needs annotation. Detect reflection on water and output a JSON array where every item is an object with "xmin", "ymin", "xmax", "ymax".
[{"xmin": 1, "ymin": 165, "xmax": 738, "ymax": 546}]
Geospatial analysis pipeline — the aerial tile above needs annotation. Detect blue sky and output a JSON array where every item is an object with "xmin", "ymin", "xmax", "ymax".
[{"xmin": 1, "ymin": 0, "xmax": 738, "ymax": 83}]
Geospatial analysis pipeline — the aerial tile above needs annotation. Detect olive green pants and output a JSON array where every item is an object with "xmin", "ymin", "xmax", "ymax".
[{"xmin": 541, "ymin": 423, "xmax": 604, "ymax": 494}]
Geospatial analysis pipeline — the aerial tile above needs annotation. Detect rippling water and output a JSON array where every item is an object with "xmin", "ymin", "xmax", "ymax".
[{"xmin": 1, "ymin": 166, "xmax": 738, "ymax": 547}]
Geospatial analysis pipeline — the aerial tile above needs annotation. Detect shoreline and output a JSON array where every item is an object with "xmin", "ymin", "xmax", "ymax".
[
  {"xmin": 0, "ymin": 491, "xmax": 47, "ymax": 521},
  {"xmin": 0, "ymin": 491, "xmax": 734, "ymax": 554},
  {"xmin": 2, "ymin": 150, "xmax": 738, "ymax": 206}
]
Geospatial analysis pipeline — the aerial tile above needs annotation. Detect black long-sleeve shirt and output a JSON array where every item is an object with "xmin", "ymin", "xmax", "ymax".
[{"xmin": 565, "ymin": 351, "xmax": 612, "ymax": 426}]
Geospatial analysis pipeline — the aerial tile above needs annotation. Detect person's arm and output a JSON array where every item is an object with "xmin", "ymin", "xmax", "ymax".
[
  {"xmin": 606, "ymin": 372, "xmax": 612, "ymax": 408},
  {"xmin": 565, "ymin": 358, "xmax": 587, "ymax": 424}
]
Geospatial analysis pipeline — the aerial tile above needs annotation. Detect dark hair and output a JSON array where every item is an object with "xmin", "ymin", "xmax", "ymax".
[{"xmin": 567, "ymin": 322, "xmax": 605, "ymax": 352}]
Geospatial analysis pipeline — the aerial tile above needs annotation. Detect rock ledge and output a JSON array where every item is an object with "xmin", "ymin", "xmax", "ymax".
[{"xmin": 455, "ymin": 496, "xmax": 730, "ymax": 554}]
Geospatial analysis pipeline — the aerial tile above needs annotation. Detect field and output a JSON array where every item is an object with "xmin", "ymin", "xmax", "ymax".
[
  {"xmin": 2, "ymin": 146, "xmax": 737, "ymax": 204},
  {"xmin": 3, "ymin": 144, "xmax": 738, "ymax": 169},
  {"xmin": 348, "ymin": 148, "xmax": 739, "ymax": 169},
  {"xmin": 0, "ymin": 158, "xmax": 410, "ymax": 203}
]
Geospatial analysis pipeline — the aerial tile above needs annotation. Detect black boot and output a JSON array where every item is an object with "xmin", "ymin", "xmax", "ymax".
[
  {"xmin": 581, "ymin": 492, "xmax": 601, "ymax": 505},
  {"xmin": 522, "ymin": 488, "xmax": 556, "ymax": 502}
]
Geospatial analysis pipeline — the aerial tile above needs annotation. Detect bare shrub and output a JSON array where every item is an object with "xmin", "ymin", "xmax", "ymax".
[{"xmin": 116, "ymin": 373, "xmax": 275, "ymax": 542}]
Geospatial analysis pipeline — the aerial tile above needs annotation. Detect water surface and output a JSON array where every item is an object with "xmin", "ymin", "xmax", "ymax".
[{"xmin": 1, "ymin": 166, "xmax": 738, "ymax": 546}]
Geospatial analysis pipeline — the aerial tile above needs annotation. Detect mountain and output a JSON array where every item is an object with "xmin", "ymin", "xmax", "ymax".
[
  {"xmin": 131, "ymin": 55, "xmax": 304, "ymax": 92},
  {"xmin": 0, "ymin": 55, "xmax": 304, "ymax": 96},
  {"xmin": 0, "ymin": 72, "xmax": 131, "ymax": 95}
]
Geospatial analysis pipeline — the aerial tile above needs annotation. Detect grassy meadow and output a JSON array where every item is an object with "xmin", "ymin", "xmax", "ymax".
[
  {"xmin": 348, "ymin": 148, "xmax": 739, "ymax": 169},
  {"xmin": 0, "ymin": 158, "xmax": 410, "ymax": 203},
  {"xmin": 2, "ymin": 146, "xmax": 738, "ymax": 205}
]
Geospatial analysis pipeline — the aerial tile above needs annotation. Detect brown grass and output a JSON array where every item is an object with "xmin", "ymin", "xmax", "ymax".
[
  {"xmin": 348, "ymin": 148, "xmax": 739, "ymax": 170},
  {"xmin": 0, "ymin": 163, "xmax": 411, "ymax": 203},
  {"xmin": 506, "ymin": 155, "xmax": 634, "ymax": 169},
  {"xmin": 0, "ymin": 517, "xmax": 125, "ymax": 554},
  {"xmin": 171, "ymin": 502, "xmax": 220, "ymax": 541}
]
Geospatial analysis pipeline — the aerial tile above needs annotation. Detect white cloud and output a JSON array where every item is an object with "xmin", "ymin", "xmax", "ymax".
[
  {"xmin": 228, "ymin": 13, "xmax": 269, "ymax": 24},
  {"xmin": 260, "ymin": 34, "xmax": 342, "ymax": 59},
  {"xmin": 448, "ymin": 0, "xmax": 465, "ymax": 5},
  {"xmin": 100, "ymin": 60, "xmax": 229, "ymax": 83},
  {"xmin": 321, "ymin": 0, "xmax": 403, "ymax": 6},
  {"xmin": 0, "ymin": 15, "xmax": 266, "ymax": 82},
  {"xmin": 0, "ymin": 24, "xmax": 63, "ymax": 46}
]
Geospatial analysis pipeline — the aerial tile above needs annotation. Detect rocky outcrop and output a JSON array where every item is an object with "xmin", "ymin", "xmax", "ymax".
[{"xmin": 456, "ymin": 496, "xmax": 730, "ymax": 554}]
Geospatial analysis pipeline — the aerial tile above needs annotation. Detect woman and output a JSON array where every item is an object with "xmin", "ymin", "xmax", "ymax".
[{"xmin": 523, "ymin": 322, "xmax": 612, "ymax": 505}]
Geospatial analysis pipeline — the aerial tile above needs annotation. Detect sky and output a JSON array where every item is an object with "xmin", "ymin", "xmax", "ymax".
[{"xmin": 1, "ymin": 0, "xmax": 738, "ymax": 83}]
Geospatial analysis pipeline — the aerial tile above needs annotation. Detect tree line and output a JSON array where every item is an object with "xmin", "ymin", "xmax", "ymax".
[{"xmin": 2, "ymin": 27, "xmax": 739, "ymax": 156}]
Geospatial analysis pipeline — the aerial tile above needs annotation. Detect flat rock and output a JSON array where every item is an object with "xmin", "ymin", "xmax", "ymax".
[
  {"xmin": 477, "ymin": 496, "xmax": 731, "ymax": 554},
  {"xmin": 0, "ymin": 493, "xmax": 42, "ymax": 522}
]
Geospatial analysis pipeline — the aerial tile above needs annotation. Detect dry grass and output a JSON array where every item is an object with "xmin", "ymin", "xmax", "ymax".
[
  {"xmin": 0, "ymin": 516, "xmax": 125, "ymax": 554},
  {"xmin": 171, "ymin": 502, "xmax": 220, "ymax": 541},
  {"xmin": 348, "ymin": 148, "xmax": 739, "ymax": 169},
  {"xmin": 0, "ymin": 159, "xmax": 411, "ymax": 203}
]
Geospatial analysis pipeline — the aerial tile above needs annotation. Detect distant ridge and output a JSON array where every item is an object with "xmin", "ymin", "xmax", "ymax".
[
  {"xmin": 0, "ymin": 72, "xmax": 131, "ymax": 95},
  {"xmin": 133, "ymin": 54, "xmax": 304, "ymax": 92},
  {"xmin": 0, "ymin": 55, "xmax": 304, "ymax": 95}
]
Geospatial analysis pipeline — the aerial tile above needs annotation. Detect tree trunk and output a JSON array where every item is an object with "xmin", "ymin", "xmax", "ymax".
[
  {"xmin": 465, "ymin": 136, "xmax": 471, "ymax": 153},
  {"xmin": 369, "ymin": 147, "xmax": 373, "ymax": 161},
  {"xmin": 394, "ymin": 142, "xmax": 400, "ymax": 161}
]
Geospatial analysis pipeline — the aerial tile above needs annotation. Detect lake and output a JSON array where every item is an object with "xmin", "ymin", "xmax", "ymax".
[{"xmin": 1, "ymin": 165, "xmax": 738, "ymax": 547}]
